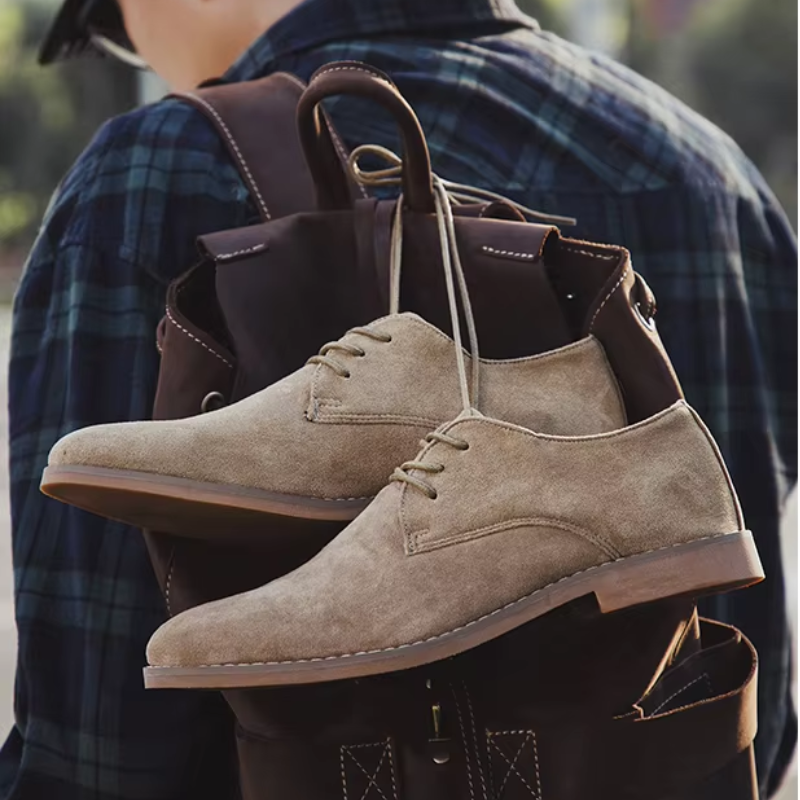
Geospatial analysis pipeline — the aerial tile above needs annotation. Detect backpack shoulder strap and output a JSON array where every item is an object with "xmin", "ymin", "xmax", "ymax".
[{"xmin": 173, "ymin": 73, "xmax": 318, "ymax": 221}]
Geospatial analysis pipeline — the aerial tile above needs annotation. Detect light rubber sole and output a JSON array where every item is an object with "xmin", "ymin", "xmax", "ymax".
[
  {"xmin": 143, "ymin": 530, "xmax": 763, "ymax": 689},
  {"xmin": 41, "ymin": 465, "xmax": 370, "ymax": 540}
]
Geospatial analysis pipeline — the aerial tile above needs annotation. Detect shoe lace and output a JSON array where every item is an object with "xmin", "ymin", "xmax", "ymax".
[
  {"xmin": 347, "ymin": 144, "xmax": 504, "ymax": 498},
  {"xmin": 390, "ymin": 431, "xmax": 470, "ymax": 499},
  {"xmin": 306, "ymin": 327, "xmax": 392, "ymax": 378},
  {"xmin": 348, "ymin": 144, "xmax": 577, "ymax": 228}
]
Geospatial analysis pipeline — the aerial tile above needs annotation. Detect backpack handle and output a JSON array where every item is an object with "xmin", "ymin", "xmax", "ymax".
[{"xmin": 297, "ymin": 62, "xmax": 436, "ymax": 213}]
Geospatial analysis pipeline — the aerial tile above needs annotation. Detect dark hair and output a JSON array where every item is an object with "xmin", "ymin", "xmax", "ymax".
[{"xmin": 39, "ymin": 0, "xmax": 131, "ymax": 65}]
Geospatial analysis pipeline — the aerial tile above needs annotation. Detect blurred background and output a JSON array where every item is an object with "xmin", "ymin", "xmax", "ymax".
[
  {"xmin": 0, "ymin": 0, "xmax": 796, "ymax": 795},
  {"xmin": 0, "ymin": 0, "xmax": 796, "ymax": 284}
]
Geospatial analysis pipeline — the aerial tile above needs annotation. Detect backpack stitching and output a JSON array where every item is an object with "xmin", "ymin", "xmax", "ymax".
[
  {"xmin": 183, "ymin": 93, "xmax": 272, "ymax": 220},
  {"xmin": 165, "ymin": 307, "xmax": 234, "ymax": 368}
]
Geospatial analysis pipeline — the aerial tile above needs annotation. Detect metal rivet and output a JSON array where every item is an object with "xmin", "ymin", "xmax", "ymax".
[{"xmin": 200, "ymin": 391, "xmax": 227, "ymax": 414}]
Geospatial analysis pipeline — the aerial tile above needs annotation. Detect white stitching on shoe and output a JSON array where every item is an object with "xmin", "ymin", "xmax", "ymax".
[
  {"xmin": 165, "ymin": 307, "xmax": 233, "ymax": 369},
  {"xmin": 588, "ymin": 265, "xmax": 630, "ymax": 332},
  {"xmin": 183, "ymin": 93, "xmax": 271, "ymax": 220},
  {"xmin": 147, "ymin": 532, "xmax": 736, "ymax": 669},
  {"xmin": 316, "ymin": 412, "xmax": 443, "ymax": 428},
  {"xmin": 409, "ymin": 516, "xmax": 621, "ymax": 560},
  {"xmin": 651, "ymin": 673, "xmax": 711, "ymax": 716},
  {"xmin": 486, "ymin": 731, "xmax": 541, "ymax": 798}
]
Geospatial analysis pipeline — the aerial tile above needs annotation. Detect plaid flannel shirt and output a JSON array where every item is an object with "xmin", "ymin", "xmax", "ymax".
[{"xmin": 4, "ymin": 0, "xmax": 796, "ymax": 797}]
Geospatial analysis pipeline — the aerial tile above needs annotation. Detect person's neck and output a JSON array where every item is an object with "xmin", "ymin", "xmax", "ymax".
[{"xmin": 254, "ymin": 0, "xmax": 307, "ymax": 33}]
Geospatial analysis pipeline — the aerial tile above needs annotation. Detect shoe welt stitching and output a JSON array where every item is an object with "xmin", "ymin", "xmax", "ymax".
[
  {"xmin": 148, "ymin": 532, "xmax": 737, "ymax": 669},
  {"xmin": 315, "ymin": 493, "xmax": 374, "ymax": 502}
]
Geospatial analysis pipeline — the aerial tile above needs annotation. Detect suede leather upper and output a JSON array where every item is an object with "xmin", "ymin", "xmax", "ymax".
[
  {"xmin": 48, "ymin": 313, "xmax": 626, "ymax": 501},
  {"xmin": 146, "ymin": 401, "xmax": 744, "ymax": 670}
]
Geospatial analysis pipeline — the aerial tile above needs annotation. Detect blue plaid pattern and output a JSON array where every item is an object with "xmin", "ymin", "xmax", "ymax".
[{"xmin": 4, "ymin": 0, "xmax": 796, "ymax": 797}]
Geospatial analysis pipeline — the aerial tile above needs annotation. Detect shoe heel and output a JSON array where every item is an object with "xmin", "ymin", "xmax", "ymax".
[{"xmin": 594, "ymin": 531, "xmax": 764, "ymax": 613}]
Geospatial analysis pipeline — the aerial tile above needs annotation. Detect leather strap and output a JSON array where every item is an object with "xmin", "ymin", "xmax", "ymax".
[
  {"xmin": 297, "ymin": 61, "xmax": 436, "ymax": 213},
  {"xmin": 173, "ymin": 73, "xmax": 318, "ymax": 221}
]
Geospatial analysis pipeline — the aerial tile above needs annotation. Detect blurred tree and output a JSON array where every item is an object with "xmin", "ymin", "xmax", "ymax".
[
  {"xmin": 0, "ymin": 0, "xmax": 136, "ymax": 256},
  {"xmin": 516, "ymin": 0, "xmax": 569, "ymax": 35},
  {"xmin": 688, "ymin": 0, "xmax": 797, "ymax": 222},
  {"xmin": 519, "ymin": 0, "xmax": 797, "ymax": 223},
  {"xmin": 0, "ymin": 0, "xmax": 795, "ymax": 260},
  {"xmin": 628, "ymin": 0, "xmax": 797, "ymax": 222}
]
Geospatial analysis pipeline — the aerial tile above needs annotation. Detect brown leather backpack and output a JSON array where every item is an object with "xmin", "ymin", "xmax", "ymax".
[{"xmin": 147, "ymin": 62, "xmax": 759, "ymax": 799}]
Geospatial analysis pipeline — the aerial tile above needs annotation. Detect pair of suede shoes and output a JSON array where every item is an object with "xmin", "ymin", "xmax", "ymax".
[{"xmin": 43, "ymin": 307, "xmax": 763, "ymax": 689}]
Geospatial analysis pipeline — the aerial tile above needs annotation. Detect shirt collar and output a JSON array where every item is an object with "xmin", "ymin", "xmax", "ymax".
[{"xmin": 225, "ymin": 0, "xmax": 535, "ymax": 82}]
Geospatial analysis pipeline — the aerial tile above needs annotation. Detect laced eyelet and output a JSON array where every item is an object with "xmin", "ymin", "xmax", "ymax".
[
  {"xmin": 429, "ymin": 489, "xmax": 439, "ymax": 500},
  {"xmin": 343, "ymin": 371, "xmax": 352, "ymax": 379}
]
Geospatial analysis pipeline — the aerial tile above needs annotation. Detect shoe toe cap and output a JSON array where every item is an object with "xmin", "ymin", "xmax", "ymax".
[
  {"xmin": 147, "ymin": 599, "xmax": 243, "ymax": 669},
  {"xmin": 48, "ymin": 420, "xmax": 182, "ymax": 472},
  {"xmin": 48, "ymin": 424, "xmax": 123, "ymax": 468}
]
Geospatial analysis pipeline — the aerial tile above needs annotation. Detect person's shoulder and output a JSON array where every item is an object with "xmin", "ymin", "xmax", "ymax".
[
  {"xmin": 74, "ymin": 96, "xmax": 241, "ymax": 202},
  {"xmin": 42, "ymin": 97, "xmax": 251, "ymax": 281},
  {"xmin": 522, "ymin": 30, "xmax": 762, "ymax": 197}
]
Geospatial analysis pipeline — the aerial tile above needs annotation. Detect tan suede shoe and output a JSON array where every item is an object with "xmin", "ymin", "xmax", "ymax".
[
  {"xmin": 143, "ymin": 400, "xmax": 762, "ymax": 689},
  {"xmin": 41, "ymin": 313, "xmax": 625, "ymax": 537}
]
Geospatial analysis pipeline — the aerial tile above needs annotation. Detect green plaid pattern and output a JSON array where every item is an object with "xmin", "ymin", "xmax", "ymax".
[{"xmin": 4, "ymin": 0, "xmax": 795, "ymax": 797}]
